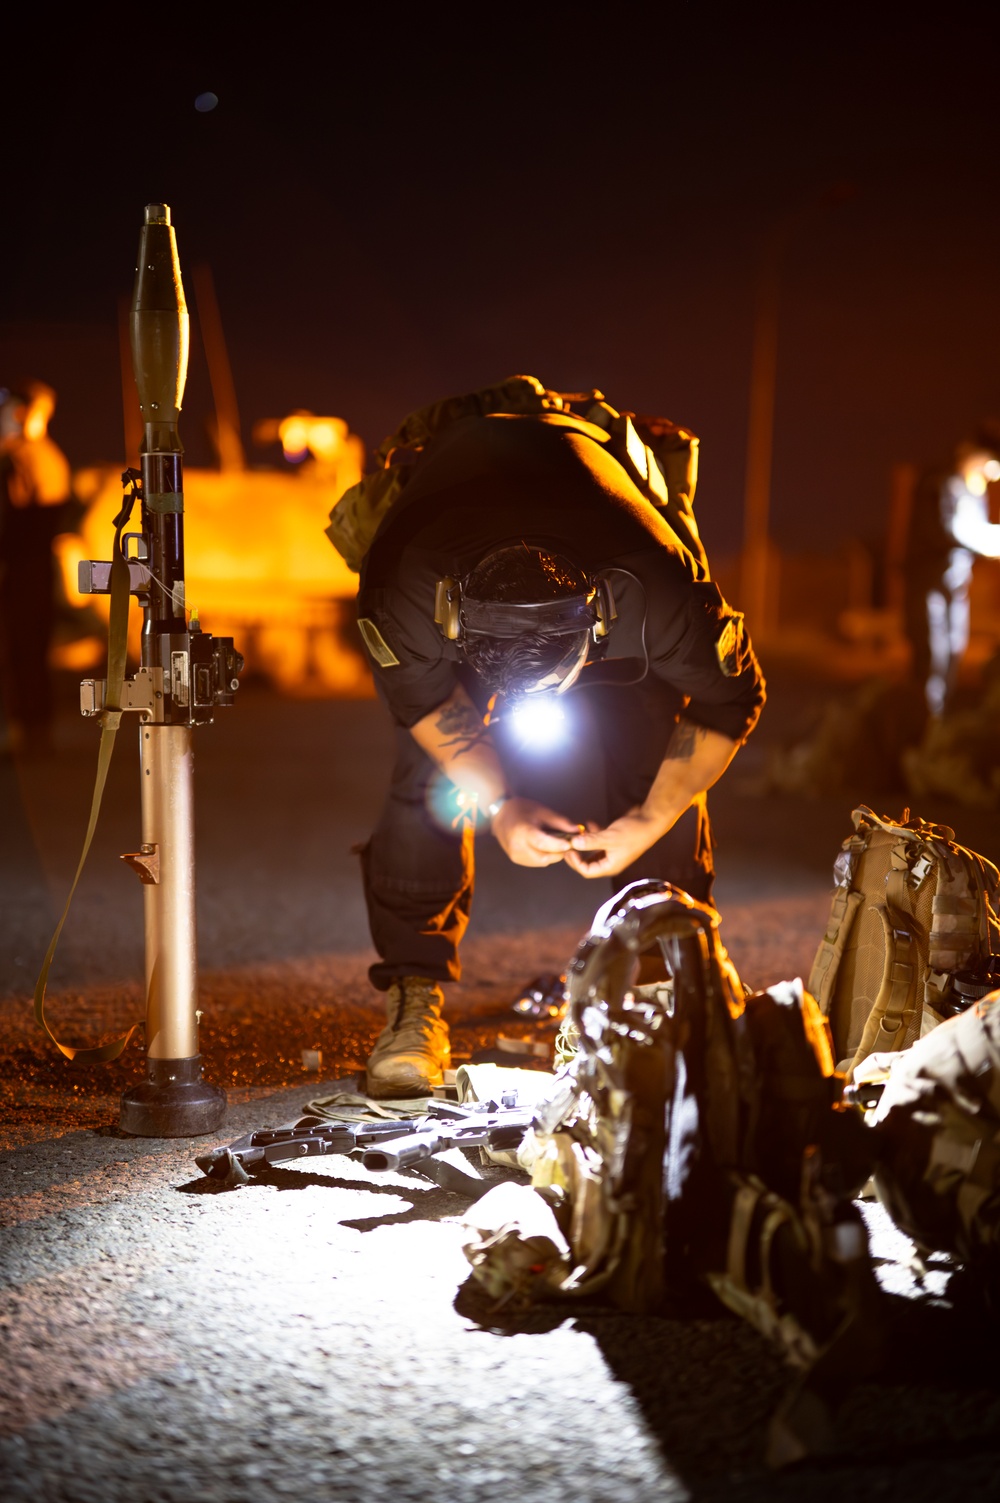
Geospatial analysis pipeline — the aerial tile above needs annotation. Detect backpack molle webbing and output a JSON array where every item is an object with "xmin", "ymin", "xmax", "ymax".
[{"xmin": 808, "ymin": 805, "xmax": 1000, "ymax": 1078}]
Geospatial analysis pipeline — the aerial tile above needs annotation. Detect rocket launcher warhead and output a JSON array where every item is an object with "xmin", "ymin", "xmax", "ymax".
[{"xmin": 130, "ymin": 203, "xmax": 189, "ymax": 454}]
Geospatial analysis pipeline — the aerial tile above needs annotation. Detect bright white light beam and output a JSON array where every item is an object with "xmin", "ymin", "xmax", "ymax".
[{"xmin": 511, "ymin": 697, "xmax": 567, "ymax": 750}]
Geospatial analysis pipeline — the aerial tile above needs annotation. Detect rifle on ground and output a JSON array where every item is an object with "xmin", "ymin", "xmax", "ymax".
[{"xmin": 195, "ymin": 1101, "xmax": 533, "ymax": 1190}]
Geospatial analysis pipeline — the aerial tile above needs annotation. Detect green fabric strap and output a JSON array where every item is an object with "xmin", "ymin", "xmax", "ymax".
[{"xmin": 33, "ymin": 488, "xmax": 144, "ymax": 1064}]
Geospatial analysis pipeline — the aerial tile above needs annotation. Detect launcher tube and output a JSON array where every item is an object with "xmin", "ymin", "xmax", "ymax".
[{"xmin": 140, "ymin": 724, "xmax": 197, "ymax": 1059}]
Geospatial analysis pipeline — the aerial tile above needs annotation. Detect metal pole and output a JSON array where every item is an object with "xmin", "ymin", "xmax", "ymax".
[{"xmin": 140, "ymin": 724, "xmax": 197, "ymax": 1059}]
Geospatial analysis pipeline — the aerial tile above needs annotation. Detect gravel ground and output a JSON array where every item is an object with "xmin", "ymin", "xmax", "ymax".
[{"xmin": 2, "ymin": 678, "xmax": 1000, "ymax": 1500}]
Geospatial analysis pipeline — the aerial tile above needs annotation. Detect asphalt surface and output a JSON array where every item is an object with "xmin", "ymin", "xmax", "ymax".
[{"xmin": 2, "ymin": 672, "xmax": 1000, "ymax": 1500}]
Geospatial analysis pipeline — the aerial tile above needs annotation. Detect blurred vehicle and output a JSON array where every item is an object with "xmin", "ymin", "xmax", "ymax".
[{"xmin": 62, "ymin": 411, "xmax": 372, "ymax": 697}]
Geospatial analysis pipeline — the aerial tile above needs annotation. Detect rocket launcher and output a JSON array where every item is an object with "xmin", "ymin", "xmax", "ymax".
[{"xmin": 67, "ymin": 202, "xmax": 244, "ymax": 1135}]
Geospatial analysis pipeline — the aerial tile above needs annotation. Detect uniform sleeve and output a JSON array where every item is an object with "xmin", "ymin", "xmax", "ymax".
[
  {"xmin": 356, "ymin": 579, "xmax": 460, "ymax": 728},
  {"xmin": 634, "ymin": 551, "xmax": 765, "ymax": 742}
]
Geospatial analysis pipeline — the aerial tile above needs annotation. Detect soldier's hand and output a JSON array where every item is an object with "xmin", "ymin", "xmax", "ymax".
[
  {"xmin": 563, "ymin": 808, "xmax": 664, "ymax": 878},
  {"xmin": 491, "ymin": 799, "xmax": 582, "ymax": 868}
]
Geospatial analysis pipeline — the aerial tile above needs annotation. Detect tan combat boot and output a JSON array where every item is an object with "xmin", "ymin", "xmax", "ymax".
[{"xmin": 365, "ymin": 977, "xmax": 451, "ymax": 1099}]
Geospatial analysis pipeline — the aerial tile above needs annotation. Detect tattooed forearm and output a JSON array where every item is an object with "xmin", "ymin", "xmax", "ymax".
[
  {"xmin": 435, "ymin": 700, "xmax": 487, "ymax": 753},
  {"xmin": 640, "ymin": 721, "xmax": 738, "ymax": 827},
  {"xmin": 663, "ymin": 719, "xmax": 704, "ymax": 762}
]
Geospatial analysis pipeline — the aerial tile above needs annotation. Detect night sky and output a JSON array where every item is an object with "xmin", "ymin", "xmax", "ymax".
[{"xmin": 4, "ymin": 9, "xmax": 999, "ymax": 563}]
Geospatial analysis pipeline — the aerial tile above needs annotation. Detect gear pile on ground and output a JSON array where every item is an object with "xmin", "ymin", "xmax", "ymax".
[{"xmin": 461, "ymin": 880, "xmax": 883, "ymax": 1466}]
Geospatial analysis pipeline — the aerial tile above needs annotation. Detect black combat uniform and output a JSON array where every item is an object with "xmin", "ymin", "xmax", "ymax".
[{"xmin": 357, "ymin": 412, "xmax": 765, "ymax": 989}]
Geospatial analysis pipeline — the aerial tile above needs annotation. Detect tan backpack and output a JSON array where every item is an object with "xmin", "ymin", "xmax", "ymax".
[
  {"xmin": 807, "ymin": 806, "xmax": 1000, "ymax": 1077},
  {"xmin": 324, "ymin": 373, "xmax": 703, "ymax": 572}
]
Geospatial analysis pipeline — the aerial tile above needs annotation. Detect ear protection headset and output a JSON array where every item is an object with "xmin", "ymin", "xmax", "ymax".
[{"xmin": 433, "ymin": 571, "xmax": 617, "ymax": 645}]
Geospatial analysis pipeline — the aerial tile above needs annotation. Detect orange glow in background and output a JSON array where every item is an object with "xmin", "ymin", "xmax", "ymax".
[
  {"xmin": 49, "ymin": 413, "xmax": 1000, "ymax": 694},
  {"xmin": 59, "ymin": 415, "xmax": 371, "ymax": 697}
]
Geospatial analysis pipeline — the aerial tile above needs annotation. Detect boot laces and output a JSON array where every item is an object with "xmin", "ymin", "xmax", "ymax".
[{"xmin": 389, "ymin": 979, "xmax": 443, "ymax": 1043}]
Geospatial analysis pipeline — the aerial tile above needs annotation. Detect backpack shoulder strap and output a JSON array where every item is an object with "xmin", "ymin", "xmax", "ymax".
[
  {"xmin": 847, "ymin": 891, "xmax": 919, "ymax": 1075},
  {"xmin": 808, "ymin": 887, "xmax": 865, "ymax": 1015},
  {"xmin": 807, "ymin": 826, "xmax": 870, "ymax": 1013},
  {"xmin": 632, "ymin": 415, "xmax": 703, "ymax": 570}
]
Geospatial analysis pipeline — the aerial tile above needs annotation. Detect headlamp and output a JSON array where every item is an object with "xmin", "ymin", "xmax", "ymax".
[
  {"xmin": 484, "ymin": 628, "xmax": 592, "ymax": 721},
  {"xmin": 509, "ymin": 694, "xmax": 568, "ymax": 749}
]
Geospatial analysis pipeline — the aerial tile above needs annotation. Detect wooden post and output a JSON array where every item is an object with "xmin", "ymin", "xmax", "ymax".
[
  {"xmin": 885, "ymin": 462, "xmax": 917, "ymax": 617},
  {"xmin": 740, "ymin": 231, "xmax": 781, "ymax": 638}
]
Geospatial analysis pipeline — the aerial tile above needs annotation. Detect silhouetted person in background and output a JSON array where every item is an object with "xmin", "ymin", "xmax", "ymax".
[
  {"xmin": 0, "ymin": 381, "xmax": 76, "ymax": 755},
  {"xmin": 903, "ymin": 424, "xmax": 1000, "ymax": 717}
]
